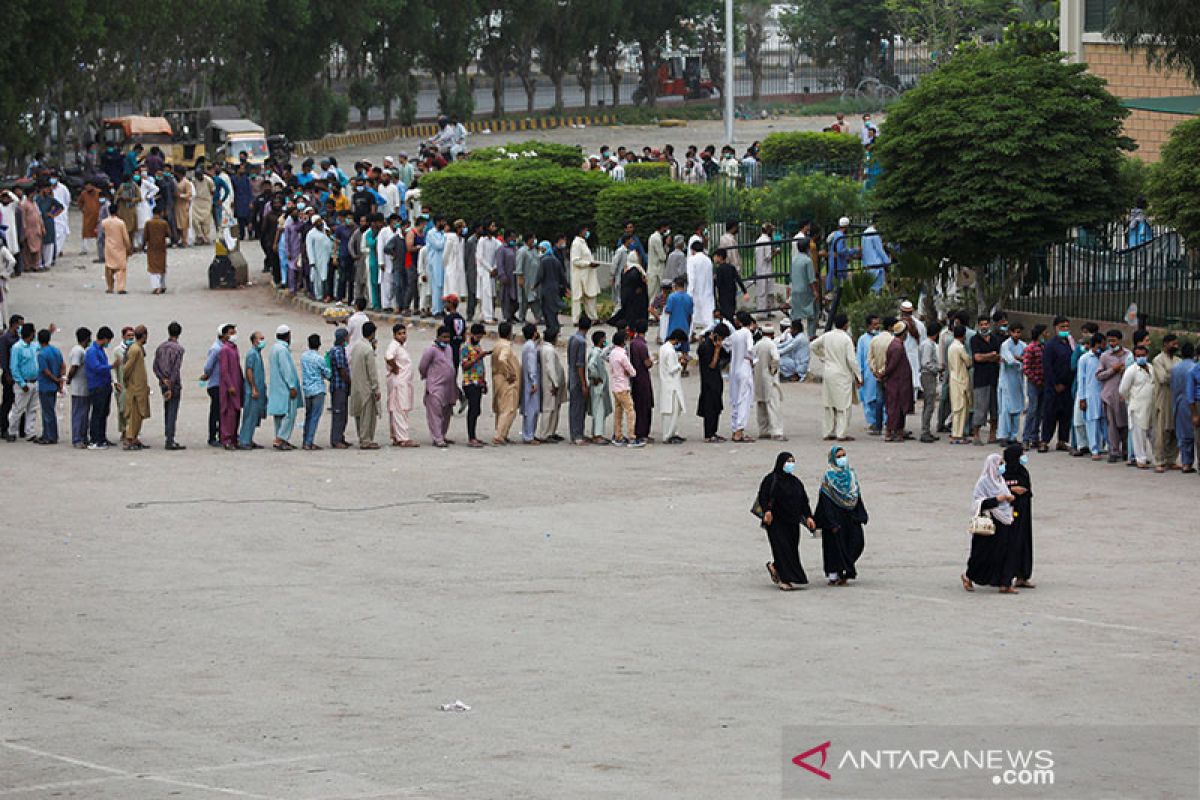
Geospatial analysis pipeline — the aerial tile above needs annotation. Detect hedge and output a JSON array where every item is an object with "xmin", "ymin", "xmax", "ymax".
[
  {"xmin": 470, "ymin": 140, "xmax": 584, "ymax": 169},
  {"xmin": 759, "ymin": 131, "xmax": 863, "ymax": 169},
  {"xmin": 624, "ymin": 162, "xmax": 672, "ymax": 181},
  {"xmin": 417, "ymin": 161, "xmax": 508, "ymax": 223},
  {"xmin": 497, "ymin": 167, "xmax": 609, "ymax": 240},
  {"xmin": 595, "ymin": 179, "xmax": 708, "ymax": 246}
]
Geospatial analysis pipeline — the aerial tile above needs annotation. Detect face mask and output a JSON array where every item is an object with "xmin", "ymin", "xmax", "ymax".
[
  {"xmin": 123, "ymin": 338, "xmax": 133, "ymax": 347},
  {"xmin": 1135, "ymin": 356, "xmax": 1148, "ymax": 366},
  {"xmin": 782, "ymin": 462, "xmax": 796, "ymax": 475},
  {"xmin": 255, "ymin": 341, "xmax": 264, "ymax": 351},
  {"xmin": 999, "ymin": 325, "xmax": 1008, "ymax": 333},
  {"xmin": 998, "ymin": 464, "xmax": 1007, "ymax": 475},
  {"xmin": 1058, "ymin": 330, "xmax": 1070, "ymax": 338},
  {"xmin": 229, "ymin": 334, "xmax": 238, "ymax": 343},
  {"xmin": 1019, "ymin": 455, "xmax": 1029, "ymax": 466},
  {"xmin": 835, "ymin": 456, "xmax": 848, "ymax": 468}
]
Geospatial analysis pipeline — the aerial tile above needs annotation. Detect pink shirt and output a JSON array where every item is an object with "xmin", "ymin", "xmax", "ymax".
[{"xmin": 608, "ymin": 346, "xmax": 636, "ymax": 393}]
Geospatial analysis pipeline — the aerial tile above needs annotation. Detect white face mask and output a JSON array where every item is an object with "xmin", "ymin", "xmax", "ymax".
[{"xmin": 229, "ymin": 334, "xmax": 238, "ymax": 343}]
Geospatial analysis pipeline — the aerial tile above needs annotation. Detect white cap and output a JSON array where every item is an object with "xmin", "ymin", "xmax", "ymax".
[
  {"xmin": 838, "ymin": 216, "xmax": 850, "ymax": 228},
  {"xmin": 276, "ymin": 324, "xmax": 290, "ymax": 336},
  {"xmin": 310, "ymin": 215, "xmax": 322, "ymax": 224},
  {"xmin": 900, "ymin": 300, "xmax": 914, "ymax": 312},
  {"xmin": 383, "ymin": 155, "xmax": 395, "ymax": 164}
]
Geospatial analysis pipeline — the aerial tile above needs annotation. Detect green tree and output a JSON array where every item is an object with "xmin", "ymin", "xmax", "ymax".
[
  {"xmin": 884, "ymin": 0, "xmax": 1011, "ymax": 56},
  {"xmin": 780, "ymin": 0, "xmax": 892, "ymax": 90},
  {"xmin": 751, "ymin": 173, "xmax": 866, "ymax": 238},
  {"xmin": 1108, "ymin": 0, "xmax": 1200, "ymax": 83},
  {"xmin": 1147, "ymin": 118, "xmax": 1200, "ymax": 242},
  {"xmin": 419, "ymin": 0, "xmax": 480, "ymax": 115},
  {"xmin": 873, "ymin": 46, "xmax": 1133, "ymax": 272}
]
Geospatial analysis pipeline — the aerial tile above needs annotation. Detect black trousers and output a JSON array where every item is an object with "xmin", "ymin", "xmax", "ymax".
[
  {"xmin": 1, "ymin": 379, "xmax": 15, "ymax": 437},
  {"xmin": 89, "ymin": 386, "xmax": 112, "ymax": 445},
  {"xmin": 702, "ymin": 410, "xmax": 720, "ymax": 439},
  {"xmin": 464, "ymin": 384, "xmax": 484, "ymax": 440},
  {"xmin": 207, "ymin": 385, "xmax": 221, "ymax": 443},
  {"xmin": 1040, "ymin": 386, "xmax": 1071, "ymax": 444}
]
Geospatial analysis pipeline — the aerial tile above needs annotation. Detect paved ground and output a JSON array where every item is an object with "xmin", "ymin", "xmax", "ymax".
[{"xmin": 0, "ymin": 204, "xmax": 1196, "ymax": 799}]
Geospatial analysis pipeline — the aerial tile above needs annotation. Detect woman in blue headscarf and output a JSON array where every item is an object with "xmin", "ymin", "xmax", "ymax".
[{"xmin": 814, "ymin": 445, "xmax": 869, "ymax": 585}]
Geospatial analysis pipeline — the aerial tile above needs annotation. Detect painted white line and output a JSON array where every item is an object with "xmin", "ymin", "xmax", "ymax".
[
  {"xmin": 0, "ymin": 776, "xmax": 131, "ymax": 796},
  {"xmin": 177, "ymin": 748, "xmax": 392, "ymax": 775},
  {"xmin": 0, "ymin": 741, "xmax": 127, "ymax": 776},
  {"xmin": 141, "ymin": 775, "xmax": 279, "ymax": 799}
]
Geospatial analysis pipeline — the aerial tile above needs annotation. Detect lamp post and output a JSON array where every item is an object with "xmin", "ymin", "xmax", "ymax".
[{"xmin": 724, "ymin": 0, "xmax": 734, "ymax": 145}]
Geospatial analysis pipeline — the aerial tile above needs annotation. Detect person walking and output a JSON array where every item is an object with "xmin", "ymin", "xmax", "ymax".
[
  {"xmin": 152, "ymin": 322, "xmax": 186, "ymax": 450},
  {"xmin": 815, "ymin": 446, "xmax": 868, "ymax": 585},
  {"xmin": 238, "ymin": 331, "xmax": 267, "ymax": 450},
  {"xmin": 349, "ymin": 322, "xmax": 381, "ymax": 449},
  {"xmin": 145, "ymin": 206, "xmax": 170, "ymax": 294},
  {"xmin": 1002, "ymin": 444, "xmax": 1036, "ymax": 589},
  {"xmin": 101, "ymin": 210, "xmax": 132, "ymax": 294},
  {"xmin": 962, "ymin": 453, "xmax": 1020, "ymax": 594},
  {"xmin": 759, "ymin": 452, "xmax": 816, "ymax": 591}
]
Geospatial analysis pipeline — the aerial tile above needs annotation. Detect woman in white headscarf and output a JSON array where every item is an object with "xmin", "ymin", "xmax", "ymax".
[{"xmin": 961, "ymin": 452, "xmax": 1022, "ymax": 594}]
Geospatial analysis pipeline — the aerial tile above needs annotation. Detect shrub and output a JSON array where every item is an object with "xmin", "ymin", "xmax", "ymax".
[
  {"xmin": 470, "ymin": 140, "xmax": 583, "ymax": 169},
  {"xmin": 751, "ymin": 172, "xmax": 866, "ymax": 239},
  {"xmin": 595, "ymin": 180, "xmax": 709, "ymax": 246},
  {"xmin": 417, "ymin": 161, "xmax": 509, "ymax": 223},
  {"xmin": 497, "ymin": 166, "xmax": 609, "ymax": 240},
  {"xmin": 624, "ymin": 162, "xmax": 672, "ymax": 181},
  {"xmin": 842, "ymin": 290, "xmax": 899, "ymax": 340},
  {"xmin": 759, "ymin": 132, "xmax": 863, "ymax": 169}
]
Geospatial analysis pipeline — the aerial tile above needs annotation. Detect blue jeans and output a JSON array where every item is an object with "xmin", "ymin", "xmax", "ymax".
[
  {"xmin": 303, "ymin": 393, "xmax": 325, "ymax": 446},
  {"xmin": 70, "ymin": 394, "xmax": 90, "ymax": 445},
  {"xmin": 1022, "ymin": 383, "xmax": 1042, "ymax": 443},
  {"xmin": 39, "ymin": 391, "xmax": 58, "ymax": 443}
]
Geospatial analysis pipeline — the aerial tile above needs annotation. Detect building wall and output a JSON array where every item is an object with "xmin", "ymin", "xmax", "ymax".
[{"xmin": 1081, "ymin": 41, "xmax": 1195, "ymax": 162}]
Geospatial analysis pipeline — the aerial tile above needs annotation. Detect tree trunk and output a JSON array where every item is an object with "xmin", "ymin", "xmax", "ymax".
[
  {"xmin": 608, "ymin": 69, "xmax": 621, "ymax": 106},
  {"xmin": 492, "ymin": 71, "xmax": 505, "ymax": 118},
  {"xmin": 747, "ymin": 23, "xmax": 764, "ymax": 102},
  {"xmin": 578, "ymin": 58, "xmax": 594, "ymax": 108},
  {"xmin": 638, "ymin": 40, "xmax": 659, "ymax": 108},
  {"xmin": 553, "ymin": 73, "xmax": 565, "ymax": 110},
  {"xmin": 383, "ymin": 97, "xmax": 393, "ymax": 128},
  {"xmin": 521, "ymin": 74, "xmax": 536, "ymax": 113}
]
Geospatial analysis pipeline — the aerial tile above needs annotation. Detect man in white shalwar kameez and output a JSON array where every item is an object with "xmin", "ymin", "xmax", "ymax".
[
  {"xmin": 725, "ymin": 311, "xmax": 758, "ymax": 441},
  {"xmin": 754, "ymin": 325, "xmax": 785, "ymax": 440},
  {"xmin": 686, "ymin": 241, "xmax": 715, "ymax": 333},
  {"xmin": 136, "ymin": 173, "xmax": 158, "ymax": 250},
  {"xmin": 0, "ymin": 192, "xmax": 19, "ymax": 254},
  {"xmin": 1119, "ymin": 344, "xmax": 1156, "ymax": 468},
  {"xmin": 898, "ymin": 299, "xmax": 925, "ymax": 395},
  {"xmin": 376, "ymin": 220, "xmax": 397, "ymax": 310},
  {"xmin": 475, "ymin": 229, "xmax": 500, "ymax": 323},
  {"xmin": 753, "ymin": 224, "xmax": 778, "ymax": 312},
  {"xmin": 658, "ymin": 330, "xmax": 687, "ymax": 442},
  {"xmin": 443, "ymin": 222, "xmax": 467, "ymax": 299},
  {"xmin": 810, "ymin": 314, "xmax": 862, "ymax": 440},
  {"xmin": 51, "ymin": 178, "xmax": 71, "ymax": 259}
]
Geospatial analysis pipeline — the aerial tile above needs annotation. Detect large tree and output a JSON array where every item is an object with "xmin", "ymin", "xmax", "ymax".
[
  {"xmin": 884, "ymin": 0, "xmax": 1012, "ymax": 57},
  {"xmin": 1147, "ymin": 118, "xmax": 1200, "ymax": 243},
  {"xmin": 1108, "ymin": 0, "xmax": 1200, "ymax": 83},
  {"xmin": 873, "ymin": 44, "xmax": 1133, "ymax": 272}
]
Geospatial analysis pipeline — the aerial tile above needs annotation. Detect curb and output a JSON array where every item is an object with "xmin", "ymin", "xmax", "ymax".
[
  {"xmin": 293, "ymin": 114, "xmax": 619, "ymax": 156},
  {"xmin": 273, "ymin": 287, "xmax": 448, "ymax": 333}
]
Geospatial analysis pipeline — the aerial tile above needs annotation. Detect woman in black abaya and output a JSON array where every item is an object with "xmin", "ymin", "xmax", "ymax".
[
  {"xmin": 759, "ymin": 452, "xmax": 816, "ymax": 591},
  {"xmin": 962, "ymin": 452, "xmax": 1021, "ymax": 594},
  {"xmin": 814, "ymin": 445, "xmax": 869, "ymax": 585},
  {"xmin": 1002, "ymin": 444, "xmax": 1036, "ymax": 589}
]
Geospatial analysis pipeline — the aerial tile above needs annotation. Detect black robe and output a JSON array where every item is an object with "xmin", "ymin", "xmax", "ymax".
[
  {"xmin": 696, "ymin": 336, "xmax": 726, "ymax": 419},
  {"xmin": 715, "ymin": 262, "xmax": 746, "ymax": 321},
  {"xmin": 1005, "ymin": 466, "xmax": 1034, "ymax": 581},
  {"xmin": 966, "ymin": 497, "xmax": 1018, "ymax": 587},
  {"xmin": 758, "ymin": 471, "xmax": 812, "ymax": 585},
  {"xmin": 815, "ymin": 493, "xmax": 868, "ymax": 580}
]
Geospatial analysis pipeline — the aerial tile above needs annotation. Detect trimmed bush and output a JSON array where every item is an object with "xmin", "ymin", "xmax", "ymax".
[
  {"xmin": 497, "ymin": 166, "xmax": 609, "ymax": 241},
  {"xmin": 470, "ymin": 140, "xmax": 584, "ymax": 169},
  {"xmin": 624, "ymin": 162, "xmax": 672, "ymax": 181},
  {"xmin": 759, "ymin": 131, "xmax": 863, "ymax": 169},
  {"xmin": 750, "ymin": 172, "xmax": 865, "ymax": 239},
  {"xmin": 417, "ymin": 161, "xmax": 509, "ymax": 223},
  {"xmin": 595, "ymin": 180, "xmax": 708, "ymax": 246}
]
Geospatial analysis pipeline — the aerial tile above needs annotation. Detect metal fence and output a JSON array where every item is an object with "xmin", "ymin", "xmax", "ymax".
[{"xmin": 985, "ymin": 224, "xmax": 1200, "ymax": 329}]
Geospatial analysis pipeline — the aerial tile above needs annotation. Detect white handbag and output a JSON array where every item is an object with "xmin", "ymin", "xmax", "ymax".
[{"xmin": 968, "ymin": 500, "xmax": 996, "ymax": 536}]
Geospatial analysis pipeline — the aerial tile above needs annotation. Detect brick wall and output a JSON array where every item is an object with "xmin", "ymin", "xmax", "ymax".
[{"xmin": 1081, "ymin": 42, "xmax": 1196, "ymax": 162}]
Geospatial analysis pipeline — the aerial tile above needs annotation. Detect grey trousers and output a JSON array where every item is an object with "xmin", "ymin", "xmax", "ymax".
[
  {"xmin": 568, "ymin": 386, "xmax": 587, "ymax": 441},
  {"xmin": 163, "ymin": 389, "xmax": 181, "ymax": 444},
  {"xmin": 70, "ymin": 394, "xmax": 90, "ymax": 445},
  {"xmin": 330, "ymin": 387, "xmax": 349, "ymax": 445},
  {"xmin": 920, "ymin": 372, "xmax": 938, "ymax": 436},
  {"xmin": 972, "ymin": 384, "xmax": 998, "ymax": 431}
]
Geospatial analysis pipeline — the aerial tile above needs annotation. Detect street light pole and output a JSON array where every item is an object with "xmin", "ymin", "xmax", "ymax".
[{"xmin": 724, "ymin": 0, "xmax": 734, "ymax": 145}]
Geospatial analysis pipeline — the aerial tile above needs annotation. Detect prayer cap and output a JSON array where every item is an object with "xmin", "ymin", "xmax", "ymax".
[
  {"xmin": 276, "ymin": 324, "xmax": 291, "ymax": 336},
  {"xmin": 838, "ymin": 216, "xmax": 850, "ymax": 227},
  {"xmin": 892, "ymin": 321, "xmax": 906, "ymax": 334},
  {"xmin": 899, "ymin": 300, "xmax": 914, "ymax": 312}
]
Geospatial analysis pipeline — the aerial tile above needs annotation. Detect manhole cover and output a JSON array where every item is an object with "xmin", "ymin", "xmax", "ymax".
[{"xmin": 427, "ymin": 492, "xmax": 489, "ymax": 504}]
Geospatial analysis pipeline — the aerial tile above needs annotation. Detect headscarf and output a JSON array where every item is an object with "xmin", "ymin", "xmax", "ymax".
[
  {"xmin": 973, "ymin": 453, "xmax": 1013, "ymax": 525},
  {"xmin": 772, "ymin": 451, "xmax": 794, "ymax": 475},
  {"xmin": 1002, "ymin": 443, "xmax": 1030, "ymax": 490},
  {"xmin": 820, "ymin": 445, "xmax": 860, "ymax": 510}
]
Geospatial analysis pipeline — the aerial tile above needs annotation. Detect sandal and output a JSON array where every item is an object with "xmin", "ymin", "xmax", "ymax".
[
  {"xmin": 778, "ymin": 583, "xmax": 800, "ymax": 591},
  {"xmin": 960, "ymin": 574, "xmax": 975, "ymax": 593},
  {"xmin": 766, "ymin": 562, "xmax": 780, "ymax": 585},
  {"xmin": 1014, "ymin": 579, "xmax": 1036, "ymax": 589},
  {"xmin": 999, "ymin": 587, "xmax": 1020, "ymax": 594}
]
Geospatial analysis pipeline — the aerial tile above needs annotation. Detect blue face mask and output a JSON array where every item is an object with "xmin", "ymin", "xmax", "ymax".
[
  {"xmin": 1135, "ymin": 356, "xmax": 1148, "ymax": 366},
  {"xmin": 1019, "ymin": 455, "xmax": 1029, "ymax": 465},
  {"xmin": 782, "ymin": 462, "xmax": 796, "ymax": 475},
  {"xmin": 1058, "ymin": 330, "xmax": 1070, "ymax": 338},
  {"xmin": 835, "ymin": 456, "xmax": 848, "ymax": 468},
  {"xmin": 999, "ymin": 464, "xmax": 1007, "ymax": 475}
]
